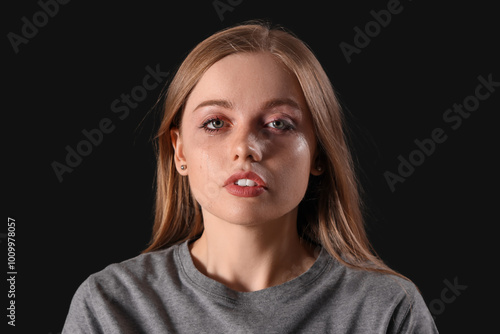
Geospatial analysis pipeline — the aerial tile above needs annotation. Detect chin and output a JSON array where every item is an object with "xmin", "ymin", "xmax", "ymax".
[
  {"xmin": 196, "ymin": 189, "xmax": 301, "ymax": 226},
  {"xmin": 210, "ymin": 202, "xmax": 299, "ymax": 227}
]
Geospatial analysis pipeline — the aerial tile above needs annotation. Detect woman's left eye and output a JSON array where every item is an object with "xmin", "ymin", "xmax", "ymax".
[{"xmin": 267, "ymin": 119, "xmax": 293, "ymax": 130}]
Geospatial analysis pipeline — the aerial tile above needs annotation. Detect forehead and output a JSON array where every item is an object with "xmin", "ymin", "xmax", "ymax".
[{"xmin": 185, "ymin": 52, "xmax": 307, "ymax": 111}]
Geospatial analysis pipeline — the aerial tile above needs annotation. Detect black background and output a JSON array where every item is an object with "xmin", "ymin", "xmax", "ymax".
[{"xmin": 4, "ymin": 0, "xmax": 498, "ymax": 332}]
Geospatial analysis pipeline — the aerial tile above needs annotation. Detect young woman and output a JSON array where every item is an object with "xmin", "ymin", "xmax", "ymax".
[{"xmin": 63, "ymin": 21, "xmax": 438, "ymax": 333}]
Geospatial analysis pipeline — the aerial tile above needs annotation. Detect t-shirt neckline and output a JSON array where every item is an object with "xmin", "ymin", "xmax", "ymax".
[{"xmin": 176, "ymin": 239, "xmax": 333, "ymax": 304}]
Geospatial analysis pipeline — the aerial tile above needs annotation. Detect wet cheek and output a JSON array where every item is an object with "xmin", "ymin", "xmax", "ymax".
[
  {"xmin": 273, "ymin": 136, "xmax": 312, "ymax": 201},
  {"xmin": 285, "ymin": 135, "xmax": 312, "ymax": 169},
  {"xmin": 186, "ymin": 142, "xmax": 228, "ymax": 209}
]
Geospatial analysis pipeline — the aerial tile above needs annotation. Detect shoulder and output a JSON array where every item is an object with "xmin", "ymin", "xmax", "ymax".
[
  {"xmin": 68, "ymin": 243, "xmax": 182, "ymax": 308},
  {"xmin": 63, "ymin": 244, "xmax": 183, "ymax": 333},
  {"xmin": 63, "ymin": 246, "xmax": 180, "ymax": 334},
  {"xmin": 345, "ymin": 265, "xmax": 419, "ymax": 302},
  {"xmin": 322, "ymin": 258, "xmax": 438, "ymax": 333},
  {"xmin": 325, "ymin": 256, "xmax": 420, "ymax": 303},
  {"xmin": 86, "ymin": 244, "xmax": 181, "ymax": 293}
]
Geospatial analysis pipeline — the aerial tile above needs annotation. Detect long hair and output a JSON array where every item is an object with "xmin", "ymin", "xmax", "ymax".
[{"xmin": 143, "ymin": 21, "xmax": 405, "ymax": 279}]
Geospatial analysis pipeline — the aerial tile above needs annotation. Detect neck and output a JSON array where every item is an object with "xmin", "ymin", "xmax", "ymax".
[{"xmin": 189, "ymin": 209, "xmax": 317, "ymax": 292}]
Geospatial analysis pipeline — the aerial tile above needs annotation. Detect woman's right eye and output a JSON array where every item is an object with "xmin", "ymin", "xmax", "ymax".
[{"xmin": 201, "ymin": 118, "xmax": 225, "ymax": 132}]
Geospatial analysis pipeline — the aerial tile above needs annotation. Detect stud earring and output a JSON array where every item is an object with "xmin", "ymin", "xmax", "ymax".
[
  {"xmin": 180, "ymin": 165, "xmax": 186, "ymax": 170},
  {"xmin": 316, "ymin": 165, "xmax": 323, "ymax": 172}
]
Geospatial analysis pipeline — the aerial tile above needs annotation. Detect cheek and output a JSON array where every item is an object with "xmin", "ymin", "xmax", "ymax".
[
  {"xmin": 271, "ymin": 135, "xmax": 313, "ymax": 202},
  {"xmin": 184, "ymin": 140, "xmax": 229, "ymax": 208}
]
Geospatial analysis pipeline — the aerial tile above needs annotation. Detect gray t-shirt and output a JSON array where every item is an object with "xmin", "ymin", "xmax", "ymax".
[{"xmin": 63, "ymin": 240, "xmax": 438, "ymax": 333}]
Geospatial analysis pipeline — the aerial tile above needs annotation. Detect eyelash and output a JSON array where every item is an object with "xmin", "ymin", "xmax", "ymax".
[
  {"xmin": 200, "ymin": 117, "xmax": 225, "ymax": 133},
  {"xmin": 267, "ymin": 119, "xmax": 294, "ymax": 131},
  {"xmin": 199, "ymin": 117, "xmax": 295, "ymax": 133}
]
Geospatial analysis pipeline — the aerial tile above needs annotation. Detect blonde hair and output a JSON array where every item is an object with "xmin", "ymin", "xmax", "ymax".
[{"xmin": 144, "ymin": 21, "xmax": 406, "ymax": 279}]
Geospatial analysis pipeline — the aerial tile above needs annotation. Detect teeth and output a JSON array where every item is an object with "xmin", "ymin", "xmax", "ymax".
[{"xmin": 236, "ymin": 179, "xmax": 258, "ymax": 187}]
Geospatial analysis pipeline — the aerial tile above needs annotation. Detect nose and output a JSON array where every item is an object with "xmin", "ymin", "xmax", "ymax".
[{"xmin": 231, "ymin": 125, "xmax": 263, "ymax": 163}]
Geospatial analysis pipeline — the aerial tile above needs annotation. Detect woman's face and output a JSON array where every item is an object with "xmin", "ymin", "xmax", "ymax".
[{"xmin": 173, "ymin": 52, "xmax": 319, "ymax": 225}]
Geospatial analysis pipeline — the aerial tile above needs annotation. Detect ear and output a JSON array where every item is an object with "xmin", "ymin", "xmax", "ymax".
[
  {"xmin": 170, "ymin": 127, "xmax": 188, "ymax": 175},
  {"xmin": 310, "ymin": 147, "xmax": 324, "ymax": 176}
]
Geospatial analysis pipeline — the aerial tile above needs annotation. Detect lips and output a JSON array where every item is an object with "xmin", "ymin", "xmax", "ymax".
[{"xmin": 223, "ymin": 171, "xmax": 267, "ymax": 197}]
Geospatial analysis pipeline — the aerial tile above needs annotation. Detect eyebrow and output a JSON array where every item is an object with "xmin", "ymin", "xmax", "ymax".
[
  {"xmin": 263, "ymin": 98, "xmax": 302, "ymax": 112},
  {"xmin": 193, "ymin": 98, "xmax": 302, "ymax": 113},
  {"xmin": 193, "ymin": 99, "xmax": 233, "ymax": 112}
]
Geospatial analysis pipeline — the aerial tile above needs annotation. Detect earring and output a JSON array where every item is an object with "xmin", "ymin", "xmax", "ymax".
[
  {"xmin": 316, "ymin": 165, "xmax": 323, "ymax": 172},
  {"xmin": 180, "ymin": 165, "xmax": 186, "ymax": 170}
]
